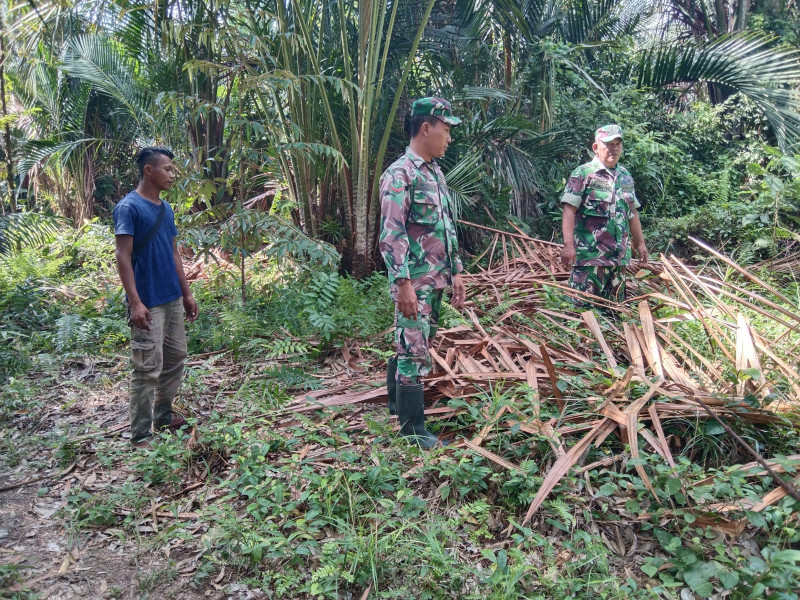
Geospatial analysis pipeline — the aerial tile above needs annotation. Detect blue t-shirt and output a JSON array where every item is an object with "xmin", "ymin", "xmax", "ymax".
[{"xmin": 113, "ymin": 191, "xmax": 182, "ymax": 308}]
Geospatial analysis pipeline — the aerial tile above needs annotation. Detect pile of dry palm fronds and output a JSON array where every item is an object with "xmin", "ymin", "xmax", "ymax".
[
  {"xmin": 756, "ymin": 242, "xmax": 800, "ymax": 276},
  {"xmin": 288, "ymin": 223, "xmax": 800, "ymax": 531}
]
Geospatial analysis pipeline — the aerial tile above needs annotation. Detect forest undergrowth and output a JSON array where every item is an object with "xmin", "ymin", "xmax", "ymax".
[{"xmin": 1, "ymin": 224, "xmax": 799, "ymax": 600}]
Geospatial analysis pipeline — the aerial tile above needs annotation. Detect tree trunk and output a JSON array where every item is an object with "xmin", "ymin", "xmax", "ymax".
[
  {"xmin": 503, "ymin": 29, "xmax": 512, "ymax": 92},
  {"xmin": 240, "ymin": 247, "xmax": 246, "ymax": 305},
  {"xmin": 732, "ymin": 0, "xmax": 751, "ymax": 31},
  {"xmin": 713, "ymin": 0, "xmax": 728, "ymax": 33},
  {"xmin": 0, "ymin": 12, "xmax": 15, "ymax": 213},
  {"xmin": 76, "ymin": 149, "xmax": 96, "ymax": 224},
  {"xmin": 351, "ymin": 176, "xmax": 370, "ymax": 278}
]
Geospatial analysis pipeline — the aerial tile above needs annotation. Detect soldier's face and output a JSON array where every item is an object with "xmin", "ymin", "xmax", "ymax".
[
  {"xmin": 425, "ymin": 119, "xmax": 452, "ymax": 159},
  {"xmin": 593, "ymin": 138, "xmax": 622, "ymax": 169}
]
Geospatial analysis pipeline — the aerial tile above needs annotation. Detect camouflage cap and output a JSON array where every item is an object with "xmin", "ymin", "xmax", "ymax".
[
  {"xmin": 595, "ymin": 124, "xmax": 623, "ymax": 143},
  {"xmin": 411, "ymin": 97, "xmax": 462, "ymax": 126}
]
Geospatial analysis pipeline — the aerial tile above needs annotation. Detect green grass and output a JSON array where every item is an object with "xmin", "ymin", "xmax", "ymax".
[{"xmin": 2, "ymin": 226, "xmax": 799, "ymax": 599}]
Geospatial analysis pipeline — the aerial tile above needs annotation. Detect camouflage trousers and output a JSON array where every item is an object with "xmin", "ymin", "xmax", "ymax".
[
  {"xmin": 569, "ymin": 265, "xmax": 626, "ymax": 305},
  {"xmin": 394, "ymin": 288, "xmax": 443, "ymax": 386}
]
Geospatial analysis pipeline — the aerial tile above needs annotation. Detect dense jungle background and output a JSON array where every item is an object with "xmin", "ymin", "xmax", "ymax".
[{"xmin": 1, "ymin": 0, "xmax": 800, "ymax": 599}]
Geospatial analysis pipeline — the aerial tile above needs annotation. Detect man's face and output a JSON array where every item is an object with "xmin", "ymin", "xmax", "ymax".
[
  {"xmin": 144, "ymin": 154, "xmax": 176, "ymax": 190},
  {"xmin": 425, "ymin": 118, "xmax": 452, "ymax": 159},
  {"xmin": 593, "ymin": 138, "xmax": 622, "ymax": 169}
]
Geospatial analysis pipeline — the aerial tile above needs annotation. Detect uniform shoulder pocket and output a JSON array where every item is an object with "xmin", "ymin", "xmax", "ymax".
[
  {"xmin": 409, "ymin": 185, "xmax": 439, "ymax": 225},
  {"xmin": 620, "ymin": 181, "xmax": 636, "ymax": 212},
  {"xmin": 581, "ymin": 178, "xmax": 612, "ymax": 218}
]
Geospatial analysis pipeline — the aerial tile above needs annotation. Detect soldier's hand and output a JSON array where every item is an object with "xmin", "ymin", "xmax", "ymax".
[
  {"xmin": 561, "ymin": 243, "xmax": 576, "ymax": 270},
  {"xmin": 451, "ymin": 274, "xmax": 465, "ymax": 309},
  {"xmin": 636, "ymin": 243, "xmax": 649, "ymax": 264},
  {"xmin": 397, "ymin": 280, "xmax": 418, "ymax": 320}
]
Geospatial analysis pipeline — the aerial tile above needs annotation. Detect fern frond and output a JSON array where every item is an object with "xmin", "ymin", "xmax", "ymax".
[
  {"xmin": 482, "ymin": 297, "xmax": 526, "ymax": 323},
  {"xmin": 0, "ymin": 213, "xmax": 66, "ymax": 256}
]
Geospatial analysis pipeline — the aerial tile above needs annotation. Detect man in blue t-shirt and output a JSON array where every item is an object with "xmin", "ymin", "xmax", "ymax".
[{"xmin": 113, "ymin": 147, "xmax": 198, "ymax": 449}]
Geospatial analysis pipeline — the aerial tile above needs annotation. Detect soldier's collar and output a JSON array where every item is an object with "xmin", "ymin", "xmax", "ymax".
[
  {"xmin": 590, "ymin": 155, "xmax": 617, "ymax": 173},
  {"xmin": 405, "ymin": 147, "xmax": 438, "ymax": 169}
]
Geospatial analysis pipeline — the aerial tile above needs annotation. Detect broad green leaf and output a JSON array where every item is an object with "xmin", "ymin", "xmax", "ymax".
[
  {"xmin": 704, "ymin": 421, "xmax": 726, "ymax": 435},
  {"xmin": 748, "ymin": 556, "xmax": 768, "ymax": 572},
  {"xmin": 742, "ymin": 367, "xmax": 762, "ymax": 380},
  {"xmin": 641, "ymin": 564, "xmax": 658, "ymax": 577},
  {"xmin": 746, "ymin": 510, "xmax": 768, "ymax": 529},
  {"xmin": 666, "ymin": 477, "xmax": 682, "ymax": 495},
  {"xmin": 598, "ymin": 483, "xmax": 617, "ymax": 496},
  {"xmin": 773, "ymin": 550, "xmax": 800, "ymax": 563},
  {"xmin": 683, "ymin": 561, "xmax": 722, "ymax": 596},
  {"xmin": 718, "ymin": 570, "xmax": 739, "ymax": 590}
]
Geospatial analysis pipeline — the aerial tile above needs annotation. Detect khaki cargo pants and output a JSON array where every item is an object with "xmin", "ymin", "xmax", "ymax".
[{"xmin": 126, "ymin": 297, "xmax": 187, "ymax": 444}]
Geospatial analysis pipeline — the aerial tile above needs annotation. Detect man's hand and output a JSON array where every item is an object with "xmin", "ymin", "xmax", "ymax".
[
  {"xmin": 451, "ymin": 274, "xmax": 465, "ymax": 309},
  {"xmin": 636, "ymin": 242, "xmax": 649, "ymax": 264},
  {"xmin": 561, "ymin": 243, "xmax": 576, "ymax": 270},
  {"xmin": 561, "ymin": 204, "xmax": 577, "ymax": 270},
  {"xmin": 629, "ymin": 213, "xmax": 648, "ymax": 264},
  {"xmin": 130, "ymin": 300, "xmax": 153, "ymax": 331},
  {"xmin": 397, "ymin": 279, "xmax": 418, "ymax": 320},
  {"xmin": 184, "ymin": 293, "xmax": 199, "ymax": 322}
]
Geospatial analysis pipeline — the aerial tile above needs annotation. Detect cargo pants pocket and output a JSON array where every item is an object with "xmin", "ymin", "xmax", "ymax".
[{"xmin": 131, "ymin": 340, "xmax": 157, "ymax": 371}]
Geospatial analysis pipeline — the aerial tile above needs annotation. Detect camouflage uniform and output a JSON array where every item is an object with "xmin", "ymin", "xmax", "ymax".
[
  {"xmin": 561, "ymin": 153, "xmax": 640, "ymax": 303},
  {"xmin": 380, "ymin": 145, "xmax": 463, "ymax": 385}
]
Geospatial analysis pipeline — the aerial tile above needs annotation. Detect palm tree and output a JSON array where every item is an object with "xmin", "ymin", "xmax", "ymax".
[
  {"xmin": 458, "ymin": 0, "xmax": 800, "ymax": 152},
  {"xmin": 635, "ymin": 32, "xmax": 800, "ymax": 153},
  {"xmin": 6, "ymin": 0, "xmax": 154, "ymax": 222},
  {"xmin": 0, "ymin": 212, "xmax": 63, "ymax": 256},
  {"xmin": 11, "ymin": 36, "xmax": 98, "ymax": 222},
  {"xmin": 1, "ymin": 7, "xmax": 17, "ymax": 213},
  {"xmin": 230, "ymin": 0, "xmax": 439, "ymax": 275}
]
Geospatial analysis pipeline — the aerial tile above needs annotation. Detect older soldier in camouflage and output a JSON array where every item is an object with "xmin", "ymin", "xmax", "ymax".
[
  {"xmin": 379, "ymin": 97, "xmax": 465, "ymax": 449},
  {"xmin": 561, "ymin": 125, "xmax": 648, "ymax": 305}
]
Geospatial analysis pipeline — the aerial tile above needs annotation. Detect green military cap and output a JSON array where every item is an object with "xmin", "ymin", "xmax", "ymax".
[
  {"xmin": 411, "ymin": 97, "xmax": 462, "ymax": 125},
  {"xmin": 595, "ymin": 124, "xmax": 623, "ymax": 142}
]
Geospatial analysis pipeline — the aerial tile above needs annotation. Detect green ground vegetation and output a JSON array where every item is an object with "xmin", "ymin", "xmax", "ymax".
[
  {"xmin": 2, "ymin": 0, "xmax": 800, "ymax": 598},
  {"xmin": 1, "ymin": 0, "xmax": 800, "ymax": 270},
  {"xmin": 1, "ymin": 231, "xmax": 799, "ymax": 599}
]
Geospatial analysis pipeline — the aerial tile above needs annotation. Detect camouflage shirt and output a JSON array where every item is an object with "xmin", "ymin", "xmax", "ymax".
[
  {"xmin": 561, "ymin": 157, "xmax": 641, "ymax": 266},
  {"xmin": 379, "ymin": 147, "xmax": 464, "ymax": 291}
]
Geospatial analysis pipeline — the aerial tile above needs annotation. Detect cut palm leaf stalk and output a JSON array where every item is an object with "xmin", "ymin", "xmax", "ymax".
[{"xmin": 286, "ymin": 222, "xmax": 800, "ymax": 530}]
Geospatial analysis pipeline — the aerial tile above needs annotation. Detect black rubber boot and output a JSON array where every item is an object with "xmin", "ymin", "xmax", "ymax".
[
  {"xmin": 397, "ymin": 384, "xmax": 446, "ymax": 449},
  {"xmin": 387, "ymin": 357, "xmax": 398, "ymax": 415}
]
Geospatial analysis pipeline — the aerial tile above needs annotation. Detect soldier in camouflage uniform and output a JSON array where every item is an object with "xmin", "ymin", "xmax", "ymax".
[
  {"xmin": 379, "ymin": 97, "xmax": 465, "ymax": 449},
  {"xmin": 561, "ymin": 124, "xmax": 648, "ymax": 305}
]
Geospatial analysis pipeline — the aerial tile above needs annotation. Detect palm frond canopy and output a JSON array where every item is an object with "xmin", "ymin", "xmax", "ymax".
[
  {"xmin": 0, "ymin": 213, "xmax": 65, "ymax": 256},
  {"xmin": 62, "ymin": 35, "xmax": 155, "ymax": 132},
  {"xmin": 636, "ymin": 33, "xmax": 800, "ymax": 153},
  {"xmin": 561, "ymin": 0, "xmax": 646, "ymax": 44}
]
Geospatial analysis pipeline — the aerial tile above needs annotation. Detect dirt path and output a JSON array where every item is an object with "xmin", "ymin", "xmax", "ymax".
[
  {"xmin": 0, "ymin": 358, "xmax": 263, "ymax": 599},
  {"xmin": 1, "ymin": 485, "xmax": 176, "ymax": 598}
]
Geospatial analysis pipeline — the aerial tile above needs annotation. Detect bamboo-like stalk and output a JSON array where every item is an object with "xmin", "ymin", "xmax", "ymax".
[
  {"xmin": 367, "ymin": 0, "xmax": 438, "ymax": 254},
  {"xmin": 0, "ymin": 11, "xmax": 16, "ymax": 213}
]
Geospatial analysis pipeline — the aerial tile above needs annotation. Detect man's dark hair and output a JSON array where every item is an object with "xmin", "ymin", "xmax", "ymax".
[
  {"xmin": 136, "ymin": 147, "xmax": 174, "ymax": 178},
  {"xmin": 405, "ymin": 115, "xmax": 440, "ymax": 138}
]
